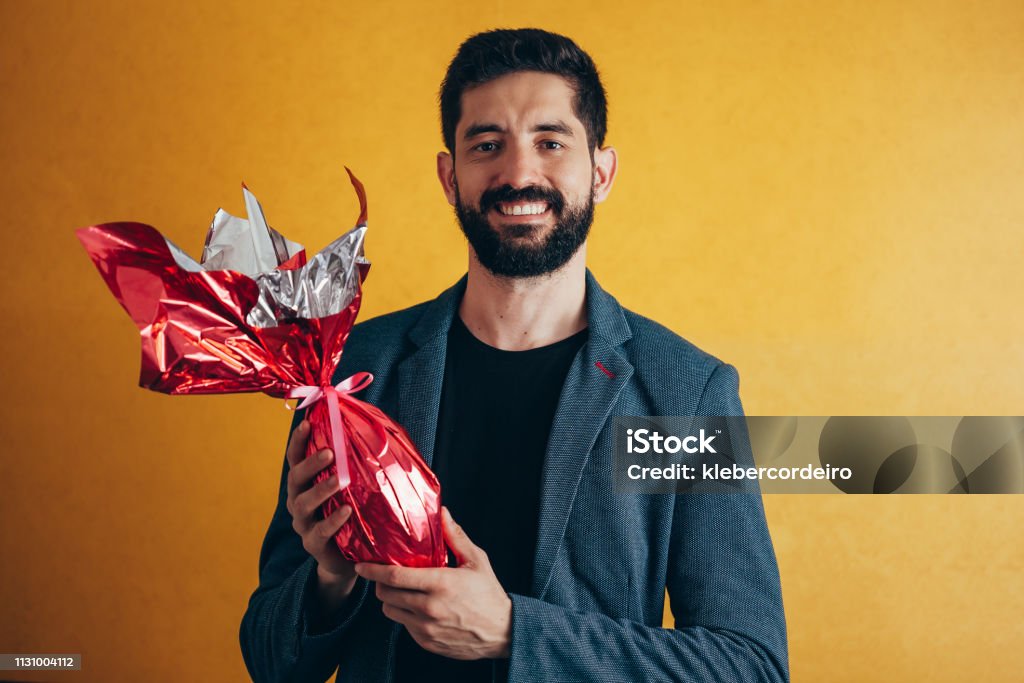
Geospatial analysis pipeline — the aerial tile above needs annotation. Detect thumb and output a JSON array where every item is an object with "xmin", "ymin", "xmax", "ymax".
[{"xmin": 442, "ymin": 507, "xmax": 482, "ymax": 568}]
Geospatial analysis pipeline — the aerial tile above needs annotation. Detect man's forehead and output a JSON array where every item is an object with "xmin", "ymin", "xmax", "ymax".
[{"xmin": 457, "ymin": 71, "xmax": 583, "ymax": 135}]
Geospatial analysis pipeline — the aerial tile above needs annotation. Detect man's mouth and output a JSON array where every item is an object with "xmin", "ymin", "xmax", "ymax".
[{"xmin": 493, "ymin": 201, "xmax": 550, "ymax": 217}]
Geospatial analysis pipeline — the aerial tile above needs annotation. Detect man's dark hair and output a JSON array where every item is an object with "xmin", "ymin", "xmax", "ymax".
[{"xmin": 439, "ymin": 28, "xmax": 608, "ymax": 155}]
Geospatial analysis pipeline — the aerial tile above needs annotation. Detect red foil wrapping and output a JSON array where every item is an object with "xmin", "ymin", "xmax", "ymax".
[{"xmin": 76, "ymin": 172, "xmax": 445, "ymax": 568}]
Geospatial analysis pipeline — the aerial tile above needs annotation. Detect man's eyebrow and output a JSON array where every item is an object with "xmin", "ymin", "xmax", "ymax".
[
  {"xmin": 463, "ymin": 123, "xmax": 504, "ymax": 140},
  {"xmin": 532, "ymin": 120, "xmax": 575, "ymax": 136}
]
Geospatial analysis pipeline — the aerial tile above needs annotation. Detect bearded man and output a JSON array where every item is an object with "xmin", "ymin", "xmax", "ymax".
[{"xmin": 241, "ymin": 28, "xmax": 789, "ymax": 683}]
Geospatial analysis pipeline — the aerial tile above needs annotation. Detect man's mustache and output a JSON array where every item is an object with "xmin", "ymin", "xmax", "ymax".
[{"xmin": 478, "ymin": 185, "xmax": 566, "ymax": 215}]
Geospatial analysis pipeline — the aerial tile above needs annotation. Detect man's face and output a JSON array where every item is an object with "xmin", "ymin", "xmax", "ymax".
[{"xmin": 437, "ymin": 71, "xmax": 615, "ymax": 278}]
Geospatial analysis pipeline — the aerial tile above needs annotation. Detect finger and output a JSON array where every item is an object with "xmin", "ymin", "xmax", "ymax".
[
  {"xmin": 355, "ymin": 563, "xmax": 444, "ymax": 591},
  {"xmin": 287, "ymin": 447, "xmax": 333, "ymax": 503},
  {"xmin": 381, "ymin": 602, "xmax": 424, "ymax": 628},
  {"xmin": 442, "ymin": 507, "xmax": 480, "ymax": 568},
  {"xmin": 310, "ymin": 504, "xmax": 352, "ymax": 545},
  {"xmin": 291, "ymin": 473, "xmax": 342, "ymax": 529},
  {"xmin": 376, "ymin": 583, "xmax": 430, "ymax": 613},
  {"xmin": 285, "ymin": 420, "xmax": 311, "ymax": 468}
]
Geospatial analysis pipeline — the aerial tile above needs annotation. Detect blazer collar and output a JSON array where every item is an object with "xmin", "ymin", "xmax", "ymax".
[
  {"xmin": 408, "ymin": 275, "xmax": 466, "ymax": 348},
  {"xmin": 407, "ymin": 269, "xmax": 632, "ymax": 349}
]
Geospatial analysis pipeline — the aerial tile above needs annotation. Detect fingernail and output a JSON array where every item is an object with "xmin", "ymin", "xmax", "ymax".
[{"xmin": 319, "ymin": 449, "xmax": 332, "ymax": 462}]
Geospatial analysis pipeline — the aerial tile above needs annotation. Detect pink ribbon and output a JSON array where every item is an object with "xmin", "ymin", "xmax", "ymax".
[{"xmin": 286, "ymin": 372, "xmax": 376, "ymax": 491}]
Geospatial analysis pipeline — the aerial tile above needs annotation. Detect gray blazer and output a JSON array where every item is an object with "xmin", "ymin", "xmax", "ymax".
[{"xmin": 240, "ymin": 271, "xmax": 789, "ymax": 682}]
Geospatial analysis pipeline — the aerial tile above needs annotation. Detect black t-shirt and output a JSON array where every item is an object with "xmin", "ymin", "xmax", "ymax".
[{"xmin": 393, "ymin": 315, "xmax": 588, "ymax": 683}]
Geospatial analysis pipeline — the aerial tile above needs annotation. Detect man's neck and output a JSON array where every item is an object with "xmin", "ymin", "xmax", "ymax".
[{"xmin": 458, "ymin": 250, "xmax": 588, "ymax": 351}]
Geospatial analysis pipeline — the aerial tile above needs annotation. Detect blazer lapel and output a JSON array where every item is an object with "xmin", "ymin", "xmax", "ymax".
[
  {"xmin": 395, "ymin": 277, "xmax": 465, "ymax": 467},
  {"xmin": 531, "ymin": 271, "xmax": 634, "ymax": 598}
]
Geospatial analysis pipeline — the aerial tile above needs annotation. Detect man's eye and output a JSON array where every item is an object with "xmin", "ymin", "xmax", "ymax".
[
  {"xmin": 475, "ymin": 142, "xmax": 499, "ymax": 152},
  {"xmin": 542, "ymin": 140, "xmax": 564, "ymax": 150}
]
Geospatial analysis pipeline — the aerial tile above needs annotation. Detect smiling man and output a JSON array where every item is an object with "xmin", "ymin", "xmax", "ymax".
[
  {"xmin": 241, "ymin": 29, "xmax": 789, "ymax": 683},
  {"xmin": 445, "ymin": 69, "xmax": 612, "ymax": 284}
]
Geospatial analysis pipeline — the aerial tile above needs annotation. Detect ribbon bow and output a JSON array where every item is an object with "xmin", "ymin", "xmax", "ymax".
[{"xmin": 286, "ymin": 372, "xmax": 376, "ymax": 491}]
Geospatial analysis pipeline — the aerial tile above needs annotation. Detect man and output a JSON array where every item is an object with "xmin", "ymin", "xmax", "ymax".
[{"xmin": 240, "ymin": 28, "xmax": 788, "ymax": 683}]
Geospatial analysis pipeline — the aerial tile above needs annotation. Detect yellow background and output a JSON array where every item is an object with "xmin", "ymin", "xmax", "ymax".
[{"xmin": 2, "ymin": 0, "xmax": 1022, "ymax": 680}]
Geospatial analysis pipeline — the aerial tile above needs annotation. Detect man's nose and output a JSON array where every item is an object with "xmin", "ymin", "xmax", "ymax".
[{"xmin": 494, "ymin": 144, "xmax": 543, "ymax": 188}]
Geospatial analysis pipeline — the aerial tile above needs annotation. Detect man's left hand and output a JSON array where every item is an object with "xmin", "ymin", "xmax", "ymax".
[{"xmin": 354, "ymin": 507, "xmax": 512, "ymax": 660}]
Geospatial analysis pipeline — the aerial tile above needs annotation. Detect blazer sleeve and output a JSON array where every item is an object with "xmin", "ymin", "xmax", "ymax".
[
  {"xmin": 505, "ymin": 363, "xmax": 790, "ymax": 682},
  {"xmin": 239, "ymin": 410, "xmax": 371, "ymax": 683}
]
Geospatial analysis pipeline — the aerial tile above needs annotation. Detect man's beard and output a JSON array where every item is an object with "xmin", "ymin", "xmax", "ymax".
[{"xmin": 454, "ymin": 180, "xmax": 594, "ymax": 278}]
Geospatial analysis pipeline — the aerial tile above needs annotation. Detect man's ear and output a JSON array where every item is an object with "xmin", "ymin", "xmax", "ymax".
[
  {"xmin": 592, "ymin": 146, "xmax": 618, "ymax": 204},
  {"xmin": 437, "ymin": 151, "xmax": 457, "ymax": 206}
]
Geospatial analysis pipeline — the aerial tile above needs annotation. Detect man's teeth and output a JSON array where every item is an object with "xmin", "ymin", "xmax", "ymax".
[{"xmin": 498, "ymin": 203, "xmax": 547, "ymax": 216}]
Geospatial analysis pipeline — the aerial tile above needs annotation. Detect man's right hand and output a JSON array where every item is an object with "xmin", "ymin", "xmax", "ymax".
[{"xmin": 285, "ymin": 419, "xmax": 358, "ymax": 611}]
